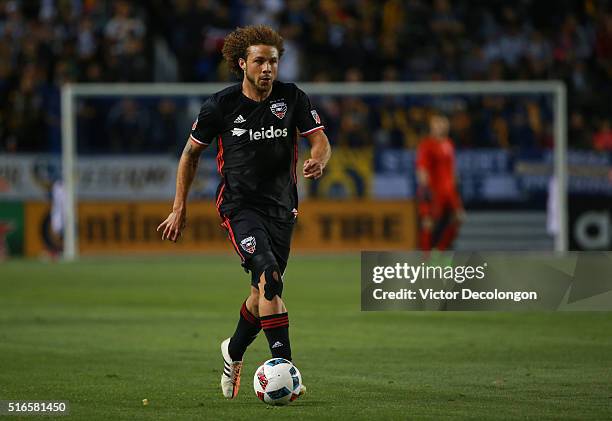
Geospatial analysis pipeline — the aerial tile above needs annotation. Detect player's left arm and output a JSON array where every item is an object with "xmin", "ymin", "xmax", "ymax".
[{"xmin": 303, "ymin": 129, "xmax": 332, "ymax": 179}]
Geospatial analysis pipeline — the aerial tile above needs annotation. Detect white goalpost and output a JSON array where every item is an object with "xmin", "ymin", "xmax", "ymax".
[{"xmin": 61, "ymin": 81, "xmax": 568, "ymax": 260}]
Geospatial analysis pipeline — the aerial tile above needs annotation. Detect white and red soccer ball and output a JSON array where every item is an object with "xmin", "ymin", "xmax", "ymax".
[{"xmin": 253, "ymin": 358, "xmax": 302, "ymax": 406}]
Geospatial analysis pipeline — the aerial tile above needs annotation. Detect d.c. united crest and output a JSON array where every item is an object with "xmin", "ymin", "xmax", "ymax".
[
  {"xmin": 270, "ymin": 101, "xmax": 287, "ymax": 119},
  {"xmin": 240, "ymin": 236, "xmax": 257, "ymax": 254}
]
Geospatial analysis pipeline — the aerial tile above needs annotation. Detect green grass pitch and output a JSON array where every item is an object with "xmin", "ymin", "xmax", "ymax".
[{"xmin": 1, "ymin": 255, "xmax": 611, "ymax": 420}]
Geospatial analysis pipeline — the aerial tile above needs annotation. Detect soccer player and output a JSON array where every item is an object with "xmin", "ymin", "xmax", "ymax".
[
  {"xmin": 157, "ymin": 25, "xmax": 331, "ymax": 399},
  {"xmin": 416, "ymin": 112, "xmax": 464, "ymax": 251}
]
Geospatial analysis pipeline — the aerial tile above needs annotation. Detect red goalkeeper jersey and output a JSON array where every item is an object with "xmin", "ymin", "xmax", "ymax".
[{"xmin": 416, "ymin": 136, "xmax": 458, "ymax": 196}]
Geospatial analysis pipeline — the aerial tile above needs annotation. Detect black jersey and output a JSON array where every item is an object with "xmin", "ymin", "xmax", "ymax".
[{"xmin": 190, "ymin": 81, "xmax": 324, "ymax": 220}]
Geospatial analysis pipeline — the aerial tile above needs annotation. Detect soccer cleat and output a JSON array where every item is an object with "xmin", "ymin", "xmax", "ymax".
[
  {"xmin": 220, "ymin": 338, "xmax": 242, "ymax": 399},
  {"xmin": 290, "ymin": 384, "xmax": 307, "ymax": 402}
]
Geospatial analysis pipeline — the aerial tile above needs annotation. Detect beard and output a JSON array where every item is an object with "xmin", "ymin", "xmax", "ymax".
[{"xmin": 245, "ymin": 68, "xmax": 271, "ymax": 92}]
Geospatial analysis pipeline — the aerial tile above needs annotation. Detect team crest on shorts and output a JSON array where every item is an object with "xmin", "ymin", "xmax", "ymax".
[
  {"xmin": 240, "ymin": 236, "xmax": 257, "ymax": 254},
  {"xmin": 311, "ymin": 110, "xmax": 321, "ymax": 124},
  {"xmin": 270, "ymin": 101, "xmax": 287, "ymax": 119}
]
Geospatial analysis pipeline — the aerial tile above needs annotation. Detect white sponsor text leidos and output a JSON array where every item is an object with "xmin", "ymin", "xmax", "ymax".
[{"xmin": 249, "ymin": 126, "xmax": 288, "ymax": 141}]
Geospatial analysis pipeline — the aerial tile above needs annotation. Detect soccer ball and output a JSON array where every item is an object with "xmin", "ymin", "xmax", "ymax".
[{"xmin": 253, "ymin": 358, "xmax": 302, "ymax": 406}]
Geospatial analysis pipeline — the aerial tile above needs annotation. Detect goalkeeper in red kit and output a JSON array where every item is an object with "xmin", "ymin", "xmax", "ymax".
[{"xmin": 416, "ymin": 112, "xmax": 465, "ymax": 251}]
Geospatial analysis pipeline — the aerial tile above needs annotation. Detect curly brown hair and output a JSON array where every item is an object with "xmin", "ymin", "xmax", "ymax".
[{"xmin": 222, "ymin": 25, "xmax": 285, "ymax": 76}]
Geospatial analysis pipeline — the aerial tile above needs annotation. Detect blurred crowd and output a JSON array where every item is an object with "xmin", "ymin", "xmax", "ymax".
[{"xmin": 0, "ymin": 0, "xmax": 611, "ymax": 153}]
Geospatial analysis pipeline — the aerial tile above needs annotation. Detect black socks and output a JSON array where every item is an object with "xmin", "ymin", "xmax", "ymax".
[
  {"xmin": 228, "ymin": 302, "xmax": 261, "ymax": 361},
  {"xmin": 261, "ymin": 312, "xmax": 292, "ymax": 361}
]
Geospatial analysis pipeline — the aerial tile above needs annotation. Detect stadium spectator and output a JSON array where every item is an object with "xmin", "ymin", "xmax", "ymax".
[
  {"xmin": 554, "ymin": 14, "xmax": 594, "ymax": 63},
  {"xmin": 4, "ymin": 64, "xmax": 46, "ymax": 152},
  {"xmin": 106, "ymin": 99, "xmax": 150, "ymax": 154},
  {"xmin": 104, "ymin": 1, "xmax": 145, "ymax": 57},
  {"xmin": 150, "ymin": 99, "xmax": 181, "ymax": 154},
  {"xmin": 429, "ymin": 0, "xmax": 464, "ymax": 37},
  {"xmin": 593, "ymin": 119, "xmax": 612, "ymax": 151},
  {"xmin": 595, "ymin": 12, "xmax": 612, "ymax": 78},
  {"xmin": 496, "ymin": 8, "xmax": 529, "ymax": 70},
  {"xmin": 569, "ymin": 111, "xmax": 593, "ymax": 149},
  {"xmin": 77, "ymin": 17, "xmax": 98, "ymax": 61},
  {"xmin": 104, "ymin": 1, "xmax": 147, "ymax": 81}
]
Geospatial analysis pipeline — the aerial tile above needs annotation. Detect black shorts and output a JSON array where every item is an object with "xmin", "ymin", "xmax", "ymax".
[{"xmin": 222, "ymin": 208, "xmax": 295, "ymax": 287}]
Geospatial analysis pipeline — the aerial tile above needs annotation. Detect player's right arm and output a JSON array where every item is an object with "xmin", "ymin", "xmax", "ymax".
[
  {"xmin": 158, "ymin": 95, "xmax": 221, "ymax": 242},
  {"xmin": 157, "ymin": 139, "xmax": 207, "ymax": 242}
]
